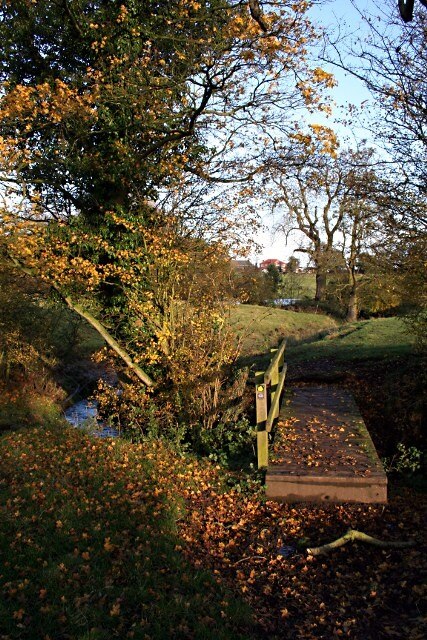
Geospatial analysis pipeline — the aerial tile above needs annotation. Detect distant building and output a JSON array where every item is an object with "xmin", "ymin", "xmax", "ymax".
[
  {"xmin": 231, "ymin": 259, "xmax": 257, "ymax": 270},
  {"xmin": 259, "ymin": 258, "xmax": 286, "ymax": 272}
]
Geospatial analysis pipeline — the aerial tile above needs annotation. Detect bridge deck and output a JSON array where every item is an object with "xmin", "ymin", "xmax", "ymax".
[{"xmin": 266, "ymin": 386, "xmax": 387, "ymax": 503}]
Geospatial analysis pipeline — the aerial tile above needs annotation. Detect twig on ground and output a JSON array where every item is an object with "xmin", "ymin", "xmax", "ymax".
[{"xmin": 307, "ymin": 529, "xmax": 416, "ymax": 556}]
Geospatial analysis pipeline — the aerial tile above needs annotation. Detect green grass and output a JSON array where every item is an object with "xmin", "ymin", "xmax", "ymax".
[
  {"xmin": 228, "ymin": 304, "xmax": 336, "ymax": 357},
  {"xmin": 287, "ymin": 317, "xmax": 416, "ymax": 363},
  {"xmin": 0, "ymin": 425, "xmax": 256, "ymax": 640},
  {"xmin": 278, "ymin": 272, "xmax": 316, "ymax": 299}
]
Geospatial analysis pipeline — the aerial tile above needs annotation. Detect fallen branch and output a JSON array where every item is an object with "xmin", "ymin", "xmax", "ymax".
[
  {"xmin": 232, "ymin": 555, "xmax": 266, "ymax": 566},
  {"xmin": 6, "ymin": 253, "xmax": 154, "ymax": 387},
  {"xmin": 307, "ymin": 529, "xmax": 416, "ymax": 557},
  {"xmin": 62, "ymin": 295, "xmax": 154, "ymax": 388}
]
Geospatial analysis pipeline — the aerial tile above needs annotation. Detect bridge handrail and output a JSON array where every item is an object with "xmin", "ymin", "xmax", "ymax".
[{"xmin": 255, "ymin": 339, "xmax": 287, "ymax": 468}]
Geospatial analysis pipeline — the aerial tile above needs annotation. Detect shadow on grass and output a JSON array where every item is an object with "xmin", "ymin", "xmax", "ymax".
[
  {"xmin": 288, "ymin": 342, "xmax": 415, "ymax": 365},
  {"xmin": 0, "ymin": 425, "xmax": 257, "ymax": 640}
]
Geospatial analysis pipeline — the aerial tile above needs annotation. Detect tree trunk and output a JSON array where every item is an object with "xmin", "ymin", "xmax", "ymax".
[
  {"xmin": 346, "ymin": 289, "xmax": 358, "ymax": 322},
  {"xmin": 346, "ymin": 268, "xmax": 358, "ymax": 322},
  {"xmin": 315, "ymin": 271, "xmax": 327, "ymax": 301},
  {"xmin": 8, "ymin": 255, "xmax": 155, "ymax": 388}
]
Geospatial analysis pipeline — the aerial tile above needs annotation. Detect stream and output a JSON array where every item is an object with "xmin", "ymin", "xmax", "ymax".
[{"xmin": 64, "ymin": 398, "xmax": 120, "ymax": 438}]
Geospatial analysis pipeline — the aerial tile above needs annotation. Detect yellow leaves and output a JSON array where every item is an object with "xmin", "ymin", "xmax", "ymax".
[
  {"xmin": 109, "ymin": 602, "xmax": 121, "ymax": 616},
  {"xmin": 290, "ymin": 124, "xmax": 339, "ymax": 158},
  {"xmin": 311, "ymin": 67, "xmax": 337, "ymax": 89},
  {"xmin": 0, "ymin": 79, "xmax": 97, "ymax": 150},
  {"xmin": 294, "ymin": 64, "xmax": 336, "ymax": 112},
  {"xmin": 104, "ymin": 537, "xmax": 115, "ymax": 552},
  {"xmin": 290, "ymin": 131, "xmax": 312, "ymax": 148},
  {"xmin": 116, "ymin": 5, "xmax": 129, "ymax": 24},
  {"xmin": 297, "ymin": 81, "xmax": 316, "ymax": 105},
  {"xmin": 91, "ymin": 36, "xmax": 108, "ymax": 51},
  {"xmin": 309, "ymin": 124, "xmax": 339, "ymax": 157}
]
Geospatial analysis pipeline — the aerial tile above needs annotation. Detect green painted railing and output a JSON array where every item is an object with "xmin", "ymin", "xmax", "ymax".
[{"xmin": 255, "ymin": 340, "xmax": 287, "ymax": 468}]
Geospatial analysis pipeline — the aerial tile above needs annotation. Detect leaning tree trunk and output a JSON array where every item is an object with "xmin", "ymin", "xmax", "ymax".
[
  {"xmin": 7, "ymin": 254, "xmax": 155, "ymax": 388},
  {"xmin": 62, "ymin": 295, "xmax": 154, "ymax": 387}
]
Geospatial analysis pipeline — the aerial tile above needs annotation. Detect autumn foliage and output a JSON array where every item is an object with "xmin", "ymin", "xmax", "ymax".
[{"xmin": 0, "ymin": 1, "xmax": 339, "ymax": 438}]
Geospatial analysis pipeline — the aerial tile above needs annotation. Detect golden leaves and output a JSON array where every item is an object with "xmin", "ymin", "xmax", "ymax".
[
  {"xmin": 290, "ymin": 124, "xmax": 339, "ymax": 158},
  {"xmin": 311, "ymin": 67, "xmax": 337, "ymax": 89},
  {"xmin": 0, "ymin": 80, "xmax": 97, "ymax": 128},
  {"xmin": 116, "ymin": 5, "xmax": 129, "ymax": 24}
]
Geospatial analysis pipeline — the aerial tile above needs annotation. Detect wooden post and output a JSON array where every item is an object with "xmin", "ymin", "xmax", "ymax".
[
  {"xmin": 255, "ymin": 372, "xmax": 267, "ymax": 429},
  {"xmin": 255, "ymin": 371, "xmax": 268, "ymax": 469},
  {"xmin": 257, "ymin": 431, "xmax": 268, "ymax": 468},
  {"xmin": 270, "ymin": 349, "xmax": 280, "ymax": 420},
  {"xmin": 278, "ymin": 343, "xmax": 285, "ymax": 370},
  {"xmin": 254, "ymin": 342, "xmax": 286, "ymax": 469}
]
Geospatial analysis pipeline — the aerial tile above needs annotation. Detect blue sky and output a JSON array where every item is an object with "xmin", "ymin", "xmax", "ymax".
[{"xmin": 253, "ymin": 0, "xmax": 384, "ymax": 264}]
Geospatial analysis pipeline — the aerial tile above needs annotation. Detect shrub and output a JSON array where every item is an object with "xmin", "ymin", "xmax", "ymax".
[{"xmin": 383, "ymin": 443, "xmax": 424, "ymax": 475}]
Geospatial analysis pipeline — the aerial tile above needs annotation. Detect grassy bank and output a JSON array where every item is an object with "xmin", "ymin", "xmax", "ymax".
[
  {"xmin": 287, "ymin": 317, "xmax": 416, "ymax": 363},
  {"xmin": 0, "ymin": 424, "xmax": 254, "ymax": 640},
  {"xmin": 229, "ymin": 304, "xmax": 336, "ymax": 357}
]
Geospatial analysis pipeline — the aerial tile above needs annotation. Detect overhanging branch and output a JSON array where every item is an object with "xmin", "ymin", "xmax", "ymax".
[{"xmin": 5, "ymin": 253, "xmax": 154, "ymax": 388}]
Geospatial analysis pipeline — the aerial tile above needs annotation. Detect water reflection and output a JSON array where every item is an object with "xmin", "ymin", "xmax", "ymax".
[{"xmin": 64, "ymin": 399, "xmax": 119, "ymax": 438}]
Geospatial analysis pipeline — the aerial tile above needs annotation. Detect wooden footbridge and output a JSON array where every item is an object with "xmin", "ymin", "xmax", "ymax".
[{"xmin": 255, "ymin": 341, "xmax": 387, "ymax": 504}]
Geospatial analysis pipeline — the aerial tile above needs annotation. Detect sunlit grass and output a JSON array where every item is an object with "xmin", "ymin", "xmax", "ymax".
[
  {"xmin": 287, "ymin": 317, "xmax": 416, "ymax": 362},
  {"xmin": 279, "ymin": 272, "xmax": 316, "ymax": 299},
  {"xmin": 228, "ymin": 304, "xmax": 336, "ymax": 357}
]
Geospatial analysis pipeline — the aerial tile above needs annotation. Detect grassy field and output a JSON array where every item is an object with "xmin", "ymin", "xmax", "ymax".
[
  {"xmin": 287, "ymin": 316, "xmax": 416, "ymax": 363},
  {"xmin": 228, "ymin": 304, "xmax": 336, "ymax": 357},
  {"xmin": 278, "ymin": 272, "xmax": 316, "ymax": 299}
]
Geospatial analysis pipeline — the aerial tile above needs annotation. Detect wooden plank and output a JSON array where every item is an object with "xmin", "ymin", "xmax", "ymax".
[
  {"xmin": 266, "ymin": 475, "xmax": 387, "ymax": 504},
  {"xmin": 265, "ymin": 363, "xmax": 287, "ymax": 432},
  {"xmin": 266, "ymin": 386, "xmax": 387, "ymax": 504}
]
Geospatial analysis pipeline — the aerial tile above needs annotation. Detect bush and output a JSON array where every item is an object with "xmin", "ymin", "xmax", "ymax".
[
  {"xmin": 0, "ymin": 264, "xmax": 79, "ymax": 428},
  {"xmin": 404, "ymin": 308, "xmax": 427, "ymax": 352},
  {"xmin": 95, "ymin": 365, "xmax": 253, "ymax": 460},
  {"xmin": 383, "ymin": 443, "xmax": 424, "ymax": 475}
]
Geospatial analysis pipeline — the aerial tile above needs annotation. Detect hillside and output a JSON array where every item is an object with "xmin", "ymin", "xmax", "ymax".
[{"xmin": 228, "ymin": 304, "xmax": 336, "ymax": 357}]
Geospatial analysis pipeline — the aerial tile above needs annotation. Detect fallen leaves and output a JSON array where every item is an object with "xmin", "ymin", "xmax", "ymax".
[
  {"xmin": 0, "ymin": 423, "xmax": 426, "ymax": 639},
  {"xmin": 270, "ymin": 387, "xmax": 384, "ymax": 479}
]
